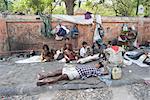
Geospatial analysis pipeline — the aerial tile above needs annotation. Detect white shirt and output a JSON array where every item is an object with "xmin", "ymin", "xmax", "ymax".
[{"xmin": 80, "ymin": 47, "xmax": 87, "ymax": 57}]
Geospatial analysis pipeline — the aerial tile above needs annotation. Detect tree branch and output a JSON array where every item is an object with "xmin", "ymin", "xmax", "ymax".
[
  {"xmin": 51, "ymin": 0, "xmax": 61, "ymax": 11},
  {"xmin": 118, "ymin": 0, "xmax": 128, "ymax": 8}
]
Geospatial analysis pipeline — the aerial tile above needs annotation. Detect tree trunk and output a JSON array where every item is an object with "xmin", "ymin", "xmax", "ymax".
[
  {"xmin": 3, "ymin": 0, "xmax": 8, "ymax": 10},
  {"xmin": 64, "ymin": 0, "xmax": 75, "ymax": 15},
  {"xmin": 136, "ymin": 0, "xmax": 140, "ymax": 15}
]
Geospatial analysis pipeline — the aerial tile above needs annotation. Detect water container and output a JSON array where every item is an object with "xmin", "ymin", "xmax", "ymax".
[{"xmin": 112, "ymin": 67, "xmax": 122, "ymax": 80}]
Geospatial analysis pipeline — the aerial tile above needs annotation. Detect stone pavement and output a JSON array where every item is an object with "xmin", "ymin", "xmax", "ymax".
[
  {"xmin": 38, "ymin": 84, "xmax": 150, "ymax": 100},
  {"xmin": 1, "ymin": 84, "xmax": 149, "ymax": 100},
  {"xmin": 111, "ymin": 86, "xmax": 136, "ymax": 100},
  {"xmin": 0, "ymin": 57, "xmax": 149, "ymax": 97}
]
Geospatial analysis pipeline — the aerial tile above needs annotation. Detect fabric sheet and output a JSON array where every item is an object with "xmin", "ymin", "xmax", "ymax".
[
  {"xmin": 124, "ymin": 51, "xmax": 149, "ymax": 67},
  {"xmin": 77, "ymin": 54, "xmax": 99, "ymax": 64},
  {"xmin": 52, "ymin": 15, "xmax": 101, "ymax": 25},
  {"xmin": 15, "ymin": 56, "xmax": 41, "ymax": 63},
  {"xmin": 93, "ymin": 23, "xmax": 101, "ymax": 42}
]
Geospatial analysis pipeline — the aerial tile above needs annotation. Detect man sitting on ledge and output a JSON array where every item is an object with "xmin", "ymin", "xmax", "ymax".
[{"xmin": 37, "ymin": 62, "xmax": 108, "ymax": 86}]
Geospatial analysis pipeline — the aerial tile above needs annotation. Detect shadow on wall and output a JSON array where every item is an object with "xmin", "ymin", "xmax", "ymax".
[{"xmin": 6, "ymin": 36, "xmax": 36, "ymax": 51}]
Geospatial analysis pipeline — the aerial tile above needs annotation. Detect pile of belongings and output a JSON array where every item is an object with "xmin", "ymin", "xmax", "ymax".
[
  {"xmin": 118, "ymin": 24, "xmax": 138, "ymax": 50},
  {"xmin": 51, "ymin": 24, "xmax": 70, "ymax": 40}
]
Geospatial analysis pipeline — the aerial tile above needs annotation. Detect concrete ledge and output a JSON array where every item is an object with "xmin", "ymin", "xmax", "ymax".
[
  {"xmin": 6, "ymin": 20, "xmax": 43, "ymax": 23},
  {"xmin": 102, "ymin": 17, "xmax": 150, "ymax": 23}
]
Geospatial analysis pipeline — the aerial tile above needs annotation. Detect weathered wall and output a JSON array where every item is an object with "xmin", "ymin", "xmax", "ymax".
[
  {"xmin": 102, "ymin": 17, "xmax": 150, "ymax": 43},
  {"xmin": 0, "ymin": 18, "xmax": 8, "ymax": 53},
  {"xmin": 6, "ymin": 20, "xmax": 43, "ymax": 51},
  {"xmin": 5, "ymin": 20, "xmax": 79, "ymax": 52},
  {"xmin": 0, "ymin": 16, "xmax": 150, "ymax": 55},
  {"xmin": 102, "ymin": 17, "xmax": 138, "ymax": 41},
  {"xmin": 143, "ymin": 22, "xmax": 150, "ymax": 41},
  {"xmin": 77, "ymin": 24, "xmax": 94, "ymax": 48}
]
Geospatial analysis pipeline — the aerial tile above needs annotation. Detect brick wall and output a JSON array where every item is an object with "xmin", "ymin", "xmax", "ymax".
[
  {"xmin": 0, "ymin": 18, "xmax": 8, "ymax": 53},
  {"xmin": 0, "ymin": 16, "xmax": 150, "ymax": 55},
  {"xmin": 102, "ymin": 17, "xmax": 150, "ymax": 43},
  {"xmin": 6, "ymin": 20, "xmax": 43, "ymax": 51}
]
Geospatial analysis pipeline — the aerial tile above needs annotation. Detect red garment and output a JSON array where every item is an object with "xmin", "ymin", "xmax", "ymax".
[
  {"xmin": 67, "ymin": 53, "xmax": 76, "ymax": 60},
  {"xmin": 111, "ymin": 46, "xmax": 119, "ymax": 52},
  {"xmin": 64, "ymin": 50, "xmax": 76, "ymax": 60}
]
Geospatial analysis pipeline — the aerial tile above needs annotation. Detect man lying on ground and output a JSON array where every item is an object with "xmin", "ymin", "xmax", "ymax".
[
  {"xmin": 37, "ymin": 62, "xmax": 108, "ymax": 86},
  {"xmin": 143, "ymin": 52, "xmax": 150, "ymax": 65},
  {"xmin": 126, "ymin": 51, "xmax": 150, "ymax": 65}
]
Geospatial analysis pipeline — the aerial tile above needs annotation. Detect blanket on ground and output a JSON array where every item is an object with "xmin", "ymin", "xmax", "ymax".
[
  {"xmin": 124, "ymin": 51, "xmax": 150, "ymax": 67},
  {"xmin": 15, "ymin": 56, "xmax": 41, "ymax": 63}
]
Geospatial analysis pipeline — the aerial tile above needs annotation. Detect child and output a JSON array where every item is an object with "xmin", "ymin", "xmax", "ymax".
[
  {"xmin": 79, "ymin": 41, "xmax": 92, "ymax": 58},
  {"xmin": 41, "ymin": 44, "xmax": 54, "ymax": 62}
]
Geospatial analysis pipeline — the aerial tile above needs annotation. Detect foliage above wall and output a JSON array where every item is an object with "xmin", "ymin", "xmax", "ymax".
[{"xmin": 0, "ymin": 0, "xmax": 149, "ymax": 17}]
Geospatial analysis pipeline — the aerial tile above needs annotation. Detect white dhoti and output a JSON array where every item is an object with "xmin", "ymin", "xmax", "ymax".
[{"xmin": 62, "ymin": 67, "xmax": 80, "ymax": 80}]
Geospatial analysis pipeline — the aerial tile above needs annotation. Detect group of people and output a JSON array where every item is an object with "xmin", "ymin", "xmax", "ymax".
[
  {"xmin": 37, "ymin": 36, "xmax": 150, "ymax": 86},
  {"xmin": 40, "ymin": 37, "xmax": 127, "ymax": 65},
  {"xmin": 41, "ymin": 38, "xmax": 77, "ymax": 63},
  {"xmin": 117, "ymin": 26, "xmax": 138, "ymax": 50},
  {"xmin": 37, "ymin": 22, "xmax": 150, "ymax": 86},
  {"xmin": 40, "ymin": 37, "xmax": 105, "ymax": 63},
  {"xmin": 37, "ymin": 37, "xmax": 129, "ymax": 86}
]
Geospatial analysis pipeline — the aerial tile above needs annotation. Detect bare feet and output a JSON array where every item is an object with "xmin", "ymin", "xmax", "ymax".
[
  {"xmin": 37, "ymin": 79, "xmax": 54, "ymax": 86},
  {"xmin": 37, "ymin": 73, "xmax": 47, "ymax": 80}
]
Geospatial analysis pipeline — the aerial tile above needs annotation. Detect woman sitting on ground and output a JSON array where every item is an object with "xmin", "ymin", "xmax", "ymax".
[
  {"xmin": 63, "ymin": 37, "xmax": 73, "ymax": 51},
  {"xmin": 41, "ymin": 44, "xmax": 54, "ymax": 62},
  {"xmin": 64, "ymin": 44, "xmax": 77, "ymax": 62},
  {"xmin": 105, "ymin": 39, "xmax": 125, "ymax": 66}
]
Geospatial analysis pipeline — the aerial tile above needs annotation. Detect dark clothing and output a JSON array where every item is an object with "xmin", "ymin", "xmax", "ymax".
[
  {"xmin": 41, "ymin": 51, "xmax": 54, "ymax": 62},
  {"xmin": 127, "ymin": 52, "xmax": 144, "ymax": 60}
]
